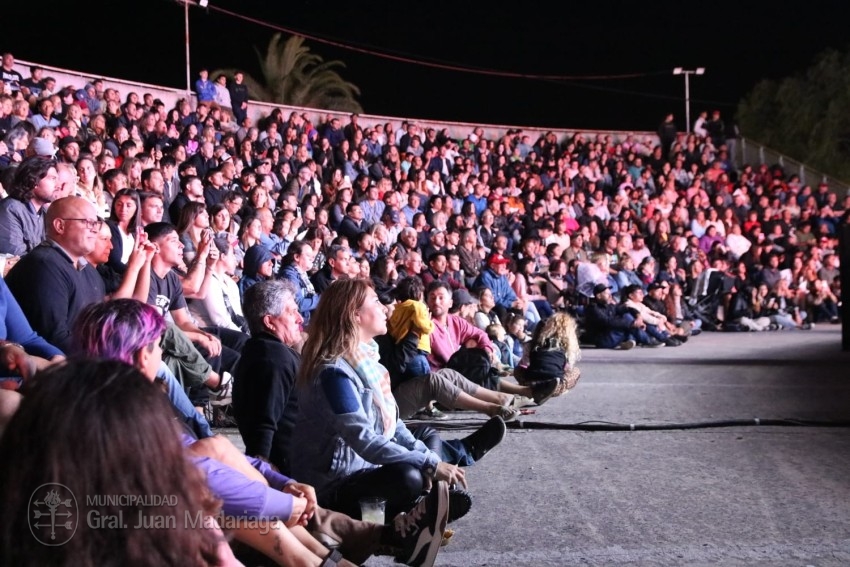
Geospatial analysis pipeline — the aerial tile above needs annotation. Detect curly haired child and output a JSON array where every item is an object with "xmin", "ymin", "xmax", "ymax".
[{"xmin": 516, "ymin": 312, "xmax": 582, "ymax": 397}]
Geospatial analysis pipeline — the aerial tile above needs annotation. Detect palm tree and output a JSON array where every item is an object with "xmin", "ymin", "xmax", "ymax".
[{"xmin": 213, "ymin": 33, "xmax": 362, "ymax": 113}]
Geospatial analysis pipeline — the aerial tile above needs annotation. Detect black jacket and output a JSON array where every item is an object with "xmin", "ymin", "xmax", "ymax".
[
  {"xmin": 523, "ymin": 348, "xmax": 567, "ymax": 382},
  {"xmin": 228, "ymin": 83, "xmax": 249, "ymax": 108},
  {"xmin": 310, "ymin": 265, "xmax": 336, "ymax": 295},
  {"xmin": 584, "ymin": 299, "xmax": 634, "ymax": 343},
  {"xmin": 233, "ymin": 332, "xmax": 299, "ymax": 476}
]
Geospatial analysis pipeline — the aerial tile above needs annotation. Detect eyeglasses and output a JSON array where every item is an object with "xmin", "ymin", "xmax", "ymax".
[{"xmin": 62, "ymin": 218, "xmax": 103, "ymax": 231}]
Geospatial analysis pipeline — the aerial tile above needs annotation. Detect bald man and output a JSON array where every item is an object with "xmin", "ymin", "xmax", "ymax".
[{"xmin": 6, "ymin": 197, "xmax": 106, "ymax": 352}]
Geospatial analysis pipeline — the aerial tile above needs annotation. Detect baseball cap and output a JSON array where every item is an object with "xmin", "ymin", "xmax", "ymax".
[
  {"xmin": 592, "ymin": 283, "xmax": 611, "ymax": 295},
  {"xmin": 452, "ymin": 288, "xmax": 477, "ymax": 307},
  {"xmin": 622, "ymin": 284, "xmax": 643, "ymax": 297},
  {"xmin": 58, "ymin": 136, "xmax": 78, "ymax": 149},
  {"xmin": 488, "ymin": 253, "xmax": 510, "ymax": 266}
]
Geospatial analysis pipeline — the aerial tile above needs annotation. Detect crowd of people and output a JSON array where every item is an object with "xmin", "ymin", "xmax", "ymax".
[{"xmin": 0, "ymin": 51, "xmax": 844, "ymax": 565}]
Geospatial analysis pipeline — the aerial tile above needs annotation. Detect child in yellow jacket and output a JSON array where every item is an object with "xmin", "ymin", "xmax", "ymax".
[{"xmin": 387, "ymin": 276, "xmax": 433, "ymax": 378}]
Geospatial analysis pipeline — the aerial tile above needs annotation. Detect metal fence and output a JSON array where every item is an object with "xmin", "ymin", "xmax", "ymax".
[{"xmin": 737, "ymin": 137, "xmax": 850, "ymax": 195}]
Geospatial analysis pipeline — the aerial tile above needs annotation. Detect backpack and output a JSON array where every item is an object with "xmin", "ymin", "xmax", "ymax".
[{"xmin": 445, "ymin": 347, "xmax": 500, "ymax": 391}]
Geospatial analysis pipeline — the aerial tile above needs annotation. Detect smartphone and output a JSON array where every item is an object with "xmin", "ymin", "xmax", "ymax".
[{"xmin": 295, "ymin": 206, "xmax": 301, "ymax": 218}]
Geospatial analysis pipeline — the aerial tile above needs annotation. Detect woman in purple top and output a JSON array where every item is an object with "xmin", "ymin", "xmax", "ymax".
[{"xmin": 71, "ymin": 298, "xmax": 446, "ymax": 567}]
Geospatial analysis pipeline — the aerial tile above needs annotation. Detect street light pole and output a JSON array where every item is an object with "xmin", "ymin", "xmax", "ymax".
[
  {"xmin": 183, "ymin": 0, "xmax": 209, "ymax": 99},
  {"xmin": 184, "ymin": 0, "xmax": 191, "ymax": 97},
  {"xmin": 672, "ymin": 67, "xmax": 705, "ymax": 133}
]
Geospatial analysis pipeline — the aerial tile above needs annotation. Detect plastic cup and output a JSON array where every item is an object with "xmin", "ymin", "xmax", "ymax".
[{"xmin": 359, "ymin": 497, "xmax": 386, "ymax": 525}]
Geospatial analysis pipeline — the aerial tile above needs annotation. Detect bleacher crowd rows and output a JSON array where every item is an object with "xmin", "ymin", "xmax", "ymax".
[{"xmin": 0, "ymin": 53, "xmax": 843, "ymax": 566}]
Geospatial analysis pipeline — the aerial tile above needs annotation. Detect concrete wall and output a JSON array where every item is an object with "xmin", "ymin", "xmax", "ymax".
[{"xmin": 13, "ymin": 58, "xmax": 657, "ymax": 146}]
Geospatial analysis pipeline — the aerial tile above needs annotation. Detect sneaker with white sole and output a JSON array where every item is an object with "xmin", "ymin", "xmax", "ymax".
[
  {"xmin": 493, "ymin": 405, "xmax": 520, "ymax": 423},
  {"xmin": 391, "ymin": 481, "xmax": 449, "ymax": 567},
  {"xmin": 510, "ymin": 395, "xmax": 535, "ymax": 409},
  {"xmin": 412, "ymin": 406, "xmax": 449, "ymax": 421}
]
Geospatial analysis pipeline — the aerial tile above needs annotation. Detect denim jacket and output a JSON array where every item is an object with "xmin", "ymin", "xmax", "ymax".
[{"xmin": 290, "ymin": 357, "xmax": 440, "ymax": 497}]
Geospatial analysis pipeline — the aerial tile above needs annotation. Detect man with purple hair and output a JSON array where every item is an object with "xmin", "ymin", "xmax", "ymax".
[{"xmin": 73, "ymin": 299, "xmax": 212, "ymax": 439}]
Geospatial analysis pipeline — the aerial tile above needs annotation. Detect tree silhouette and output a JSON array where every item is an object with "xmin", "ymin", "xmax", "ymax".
[
  {"xmin": 737, "ymin": 47, "xmax": 850, "ymax": 181},
  {"xmin": 214, "ymin": 33, "xmax": 362, "ymax": 113}
]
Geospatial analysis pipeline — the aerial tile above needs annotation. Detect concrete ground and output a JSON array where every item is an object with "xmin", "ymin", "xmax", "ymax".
[{"xmin": 223, "ymin": 326, "xmax": 850, "ymax": 566}]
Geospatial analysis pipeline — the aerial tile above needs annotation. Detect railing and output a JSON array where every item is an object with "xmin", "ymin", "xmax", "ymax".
[
  {"xmin": 736, "ymin": 137, "xmax": 849, "ymax": 195},
  {"xmin": 14, "ymin": 59, "xmax": 850, "ymax": 195}
]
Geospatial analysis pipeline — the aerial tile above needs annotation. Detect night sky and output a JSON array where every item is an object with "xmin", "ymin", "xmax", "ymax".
[{"xmin": 4, "ymin": 0, "xmax": 848, "ymax": 132}]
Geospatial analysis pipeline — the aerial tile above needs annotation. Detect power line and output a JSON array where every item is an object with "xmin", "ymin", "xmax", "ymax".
[
  {"xmin": 183, "ymin": 2, "xmax": 739, "ymax": 109},
  {"xmin": 199, "ymin": 3, "xmax": 667, "ymax": 82},
  {"xmin": 544, "ymin": 77, "xmax": 738, "ymax": 108}
]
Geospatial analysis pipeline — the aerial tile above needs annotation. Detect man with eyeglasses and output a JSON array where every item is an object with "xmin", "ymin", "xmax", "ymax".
[{"xmin": 6, "ymin": 196, "xmax": 105, "ymax": 352}]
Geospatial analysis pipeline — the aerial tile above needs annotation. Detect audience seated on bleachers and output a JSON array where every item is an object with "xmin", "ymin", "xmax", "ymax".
[{"xmin": 0, "ymin": 49, "xmax": 845, "ymax": 564}]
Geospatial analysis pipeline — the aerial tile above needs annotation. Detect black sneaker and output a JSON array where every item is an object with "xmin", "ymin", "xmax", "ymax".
[
  {"xmin": 639, "ymin": 339, "xmax": 665, "ymax": 348},
  {"xmin": 615, "ymin": 339, "xmax": 637, "ymax": 350},
  {"xmin": 663, "ymin": 337, "xmax": 682, "ymax": 347},
  {"xmin": 461, "ymin": 416, "xmax": 506, "ymax": 462},
  {"xmin": 531, "ymin": 378, "xmax": 559, "ymax": 405},
  {"xmin": 447, "ymin": 487, "xmax": 472, "ymax": 523},
  {"xmin": 392, "ymin": 481, "xmax": 449, "ymax": 567}
]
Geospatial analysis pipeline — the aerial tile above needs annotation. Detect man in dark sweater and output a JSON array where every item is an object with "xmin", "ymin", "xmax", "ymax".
[
  {"xmin": 234, "ymin": 280, "xmax": 302, "ymax": 475},
  {"xmin": 228, "ymin": 72, "xmax": 249, "ymax": 124},
  {"xmin": 584, "ymin": 284, "xmax": 654, "ymax": 350},
  {"xmin": 6, "ymin": 197, "xmax": 105, "ymax": 352}
]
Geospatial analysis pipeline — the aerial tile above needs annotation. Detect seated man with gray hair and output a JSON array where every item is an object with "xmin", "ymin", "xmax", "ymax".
[{"xmin": 233, "ymin": 280, "xmax": 452, "ymax": 566}]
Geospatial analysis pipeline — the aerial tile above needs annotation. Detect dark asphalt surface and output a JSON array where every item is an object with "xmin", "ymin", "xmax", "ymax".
[{"xmin": 224, "ymin": 326, "xmax": 850, "ymax": 566}]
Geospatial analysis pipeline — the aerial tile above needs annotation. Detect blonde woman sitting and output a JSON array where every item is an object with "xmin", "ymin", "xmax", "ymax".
[{"xmin": 515, "ymin": 312, "xmax": 582, "ymax": 397}]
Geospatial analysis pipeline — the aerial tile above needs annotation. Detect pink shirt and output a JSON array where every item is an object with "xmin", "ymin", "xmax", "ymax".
[{"xmin": 428, "ymin": 314, "xmax": 494, "ymax": 370}]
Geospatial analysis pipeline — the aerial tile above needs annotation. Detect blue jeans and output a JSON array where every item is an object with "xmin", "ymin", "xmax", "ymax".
[
  {"xmin": 645, "ymin": 324, "xmax": 670, "ymax": 342},
  {"xmin": 158, "ymin": 362, "xmax": 214, "ymax": 439},
  {"xmin": 595, "ymin": 313, "xmax": 650, "ymax": 348},
  {"xmin": 412, "ymin": 425, "xmax": 475, "ymax": 467},
  {"xmin": 532, "ymin": 299, "xmax": 555, "ymax": 319}
]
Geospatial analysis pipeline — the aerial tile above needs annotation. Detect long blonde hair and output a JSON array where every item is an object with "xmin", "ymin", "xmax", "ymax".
[
  {"xmin": 530, "ymin": 312, "xmax": 581, "ymax": 366},
  {"xmin": 297, "ymin": 278, "xmax": 373, "ymax": 388}
]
